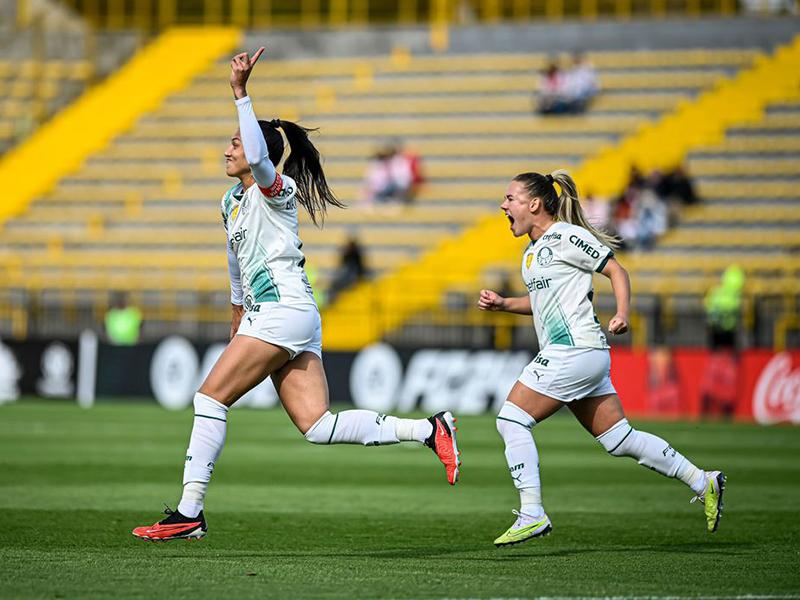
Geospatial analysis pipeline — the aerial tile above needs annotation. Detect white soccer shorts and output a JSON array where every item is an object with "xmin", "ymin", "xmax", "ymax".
[
  {"xmin": 518, "ymin": 345, "xmax": 616, "ymax": 403},
  {"xmin": 236, "ymin": 302, "xmax": 322, "ymax": 359}
]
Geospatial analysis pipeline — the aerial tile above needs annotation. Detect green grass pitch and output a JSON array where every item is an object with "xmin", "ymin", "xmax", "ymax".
[{"xmin": 1, "ymin": 401, "xmax": 799, "ymax": 599}]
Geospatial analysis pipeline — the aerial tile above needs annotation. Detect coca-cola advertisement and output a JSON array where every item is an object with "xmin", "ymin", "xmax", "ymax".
[
  {"xmin": 608, "ymin": 348, "xmax": 800, "ymax": 424},
  {"xmin": 744, "ymin": 351, "xmax": 800, "ymax": 425}
]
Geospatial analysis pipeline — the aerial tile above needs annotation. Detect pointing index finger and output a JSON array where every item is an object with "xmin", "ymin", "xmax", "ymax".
[{"xmin": 250, "ymin": 47, "xmax": 265, "ymax": 66}]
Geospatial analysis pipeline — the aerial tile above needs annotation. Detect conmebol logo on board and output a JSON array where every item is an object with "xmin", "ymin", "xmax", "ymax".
[{"xmin": 753, "ymin": 352, "xmax": 800, "ymax": 425}]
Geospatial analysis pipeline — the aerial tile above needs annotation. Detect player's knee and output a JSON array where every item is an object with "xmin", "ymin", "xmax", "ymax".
[
  {"xmin": 496, "ymin": 401, "xmax": 536, "ymax": 437},
  {"xmin": 596, "ymin": 418, "xmax": 634, "ymax": 457},
  {"xmin": 304, "ymin": 411, "xmax": 335, "ymax": 444}
]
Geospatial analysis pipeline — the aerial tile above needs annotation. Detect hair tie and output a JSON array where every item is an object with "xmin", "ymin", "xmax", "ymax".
[
  {"xmin": 267, "ymin": 118, "xmax": 291, "ymax": 173},
  {"xmin": 545, "ymin": 173, "xmax": 562, "ymax": 197}
]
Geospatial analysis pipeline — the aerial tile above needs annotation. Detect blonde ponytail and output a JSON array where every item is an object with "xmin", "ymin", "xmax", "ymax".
[{"xmin": 550, "ymin": 169, "xmax": 620, "ymax": 250}]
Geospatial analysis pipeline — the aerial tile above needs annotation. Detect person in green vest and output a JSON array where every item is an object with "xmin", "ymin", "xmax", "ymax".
[
  {"xmin": 704, "ymin": 265, "xmax": 745, "ymax": 349},
  {"xmin": 104, "ymin": 292, "xmax": 142, "ymax": 345},
  {"xmin": 701, "ymin": 265, "xmax": 745, "ymax": 418}
]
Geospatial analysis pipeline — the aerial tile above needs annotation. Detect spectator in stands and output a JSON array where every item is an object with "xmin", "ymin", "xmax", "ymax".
[
  {"xmin": 626, "ymin": 164, "xmax": 646, "ymax": 189},
  {"xmin": 611, "ymin": 166, "xmax": 670, "ymax": 251},
  {"xmin": 656, "ymin": 164, "xmax": 700, "ymax": 227},
  {"xmin": 394, "ymin": 139, "xmax": 425, "ymax": 202},
  {"xmin": 328, "ymin": 235, "xmax": 369, "ymax": 304},
  {"xmin": 536, "ymin": 61, "xmax": 568, "ymax": 115},
  {"xmin": 611, "ymin": 166, "xmax": 645, "ymax": 250},
  {"xmin": 635, "ymin": 187, "xmax": 669, "ymax": 250},
  {"xmin": 104, "ymin": 292, "xmax": 142, "ymax": 345},
  {"xmin": 363, "ymin": 146, "xmax": 396, "ymax": 205},
  {"xmin": 363, "ymin": 140, "xmax": 423, "ymax": 206},
  {"xmin": 656, "ymin": 165, "xmax": 699, "ymax": 206},
  {"xmin": 563, "ymin": 52, "xmax": 599, "ymax": 113},
  {"xmin": 582, "ymin": 191, "xmax": 612, "ymax": 231},
  {"xmin": 536, "ymin": 54, "xmax": 599, "ymax": 116}
]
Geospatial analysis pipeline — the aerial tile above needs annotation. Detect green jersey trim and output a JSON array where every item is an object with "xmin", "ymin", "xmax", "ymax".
[
  {"xmin": 555, "ymin": 304, "xmax": 575, "ymax": 345},
  {"xmin": 327, "ymin": 413, "xmax": 340, "ymax": 444},
  {"xmin": 251, "ymin": 265, "xmax": 280, "ymax": 303},
  {"xmin": 497, "ymin": 416, "xmax": 532, "ymax": 430},
  {"xmin": 541, "ymin": 302, "xmax": 574, "ymax": 346},
  {"xmin": 221, "ymin": 183, "xmax": 242, "ymax": 229},
  {"xmin": 248, "ymin": 241, "xmax": 281, "ymax": 303},
  {"xmin": 194, "ymin": 413, "xmax": 227, "ymax": 423},
  {"xmin": 595, "ymin": 251, "xmax": 614, "ymax": 273}
]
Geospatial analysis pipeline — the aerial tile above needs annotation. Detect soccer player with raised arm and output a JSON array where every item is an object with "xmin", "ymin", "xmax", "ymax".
[
  {"xmin": 132, "ymin": 48, "xmax": 460, "ymax": 542},
  {"xmin": 478, "ymin": 170, "xmax": 724, "ymax": 547}
]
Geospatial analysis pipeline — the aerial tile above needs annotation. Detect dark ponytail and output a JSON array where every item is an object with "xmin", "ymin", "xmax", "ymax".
[{"xmin": 258, "ymin": 119, "xmax": 344, "ymax": 225}]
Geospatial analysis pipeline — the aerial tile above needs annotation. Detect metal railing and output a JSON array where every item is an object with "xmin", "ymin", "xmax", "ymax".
[
  {"xmin": 24, "ymin": 0, "xmax": 748, "ymax": 31},
  {"xmin": 1, "ymin": 286, "xmax": 797, "ymax": 350}
]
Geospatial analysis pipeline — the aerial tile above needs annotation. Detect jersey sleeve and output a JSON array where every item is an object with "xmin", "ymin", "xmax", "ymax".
[
  {"xmin": 235, "ymin": 95, "xmax": 278, "ymax": 192},
  {"xmin": 257, "ymin": 173, "xmax": 297, "ymax": 209},
  {"xmin": 561, "ymin": 226, "xmax": 614, "ymax": 273}
]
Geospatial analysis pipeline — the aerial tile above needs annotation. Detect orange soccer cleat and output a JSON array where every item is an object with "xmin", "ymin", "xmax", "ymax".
[
  {"xmin": 132, "ymin": 507, "xmax": 207, "ymax": 542},
  {"xmin": 424, "ymin": 411, "xmax": 461, "ymax": 485}
]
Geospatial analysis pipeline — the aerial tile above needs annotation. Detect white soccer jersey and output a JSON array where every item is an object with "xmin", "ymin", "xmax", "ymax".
[
  {"xmin": 221, "ymin": 173, "xmax": 315, "ymax": 311},
  {"xmin": 521, "ymin": 221, "xmax": 613, "ymax": 350}
]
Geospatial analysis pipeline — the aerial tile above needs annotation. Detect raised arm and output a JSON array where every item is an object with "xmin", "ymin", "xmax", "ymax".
[
  {"xmin": 599, "ymin": 257, "xmax": 630, "ymax": 335},
  {"xmin": 477, "ymin": 289, "xmax": 532, "ymax": 315},
  {"xmin": 229, "ymin": 47, "xmax": 277, "ymax": 190}
]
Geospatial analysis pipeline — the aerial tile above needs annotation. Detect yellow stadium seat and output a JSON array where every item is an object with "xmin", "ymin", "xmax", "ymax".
[{"xmin": 3, "ymin": 41, "xmax": 795, "ymax": 343}]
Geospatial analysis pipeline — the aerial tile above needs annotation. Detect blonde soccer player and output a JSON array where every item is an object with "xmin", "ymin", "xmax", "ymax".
[
  {"xmin": 132, "ymin": 48, "xmax": 460, "ymax": 542},
  {"xmin": 479, "ymin": 171, "xmax": 724, "ymax": 547}
]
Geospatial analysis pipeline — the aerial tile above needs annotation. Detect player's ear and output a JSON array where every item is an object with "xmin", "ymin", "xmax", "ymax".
[{"xmin": 528, "ymin": 196, "xmax": 540, "ymax": 214}]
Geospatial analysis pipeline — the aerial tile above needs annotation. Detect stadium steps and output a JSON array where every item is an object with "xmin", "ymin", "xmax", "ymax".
[
  {"xmin": 67, "ymin": 158, "xmax": 587, "ymax": 184},
  {"xmin": 0, "ymin": 225, "xmax": 454, "ymax": 251},
  {"xmin": 678, "ymin": 203, "xmax": 800, "ymax": 224},
  {"xmin": 193, "ymin": 49, "xmax": 758, "ymax": 79},
  {"xmin": 320, "ymin": 35, "xmax": 800, "ymax": 350},
  {"xmin": 689, "ymin": 158, "xmax": 800, "ymax": 176},
  {"xmin": 0, "ymin": 27, "xmax": 240, "ymax": 225},
  {"xmin": 124, "ymin": 114, "xmax": 651, "ymax": 138},
  {"xmin": 0, "ymin": 59, "xmax": 94, "ymax": 155},
  {"xmin": 156, "ymin": 92, "xmax": 690, "ymax": 117},
  {"xmin": 483, "ymin": 95, "xmax": 800, "ymax": 306},
  {"xmin": 0, "ymin": 46, "xmax": 751, "ymax": 301},
  {"xmin": 101, "ymin": 135, "xmax": 612, "ymax": 160}
]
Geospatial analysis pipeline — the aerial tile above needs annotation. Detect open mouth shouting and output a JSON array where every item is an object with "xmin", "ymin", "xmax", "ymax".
[{"xmin": 505, "ymin": 211, "xmax": 516, "ymax": 231}]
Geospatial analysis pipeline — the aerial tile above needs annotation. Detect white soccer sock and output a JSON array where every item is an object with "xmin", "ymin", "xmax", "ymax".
[
  {"xmin": 304, "ymin": 410, "xmax": 403, "ymax": 446},
  {"xmin": 177, "ymin": 393, "xmax": 228, "ymax": 518},
  {"xmin": 596, "ymin": 418, "xmax": 706, "ymax": 494},
  {"xmin": 496, "ymin": 401, "xmax": 544, "ymax": 518},
  {"xmin": 394, "ymin": 417, "xmax": 433, "ymax": 443}
]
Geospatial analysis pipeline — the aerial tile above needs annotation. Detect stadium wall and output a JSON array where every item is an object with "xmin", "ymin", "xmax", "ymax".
[
  {"xmin": 1, "ymin": 335, "xmax": 798, "ymax": 425},
  {"xmin": 244, "ymin": 16, "xmax": 800, "ymax": 58}
]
